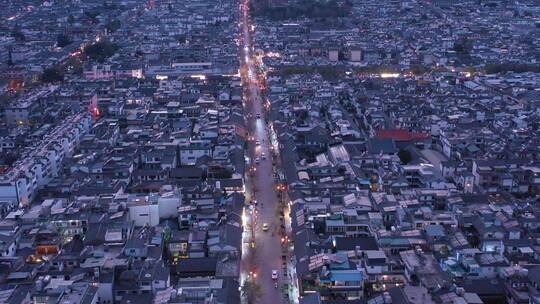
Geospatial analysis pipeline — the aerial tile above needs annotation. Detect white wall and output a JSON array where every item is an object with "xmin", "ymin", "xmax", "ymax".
[
  {"xmin": 97, "ymin": 282, "xmax": 113, "ymax": 304},
  {"xmin": 129, "ymin": 204, "xmax": 160, "ymax": 227},
  {"xmin": 151, "ymin": 276, "xmax": 170, "ymax": 293},
  {"xmin": 180, "ymin": 149, "xmax": 209, "ymax": 165},
  {"xmin": 351, "ymin": 50, "xmax": 361, "ymax": 62},
  {"xmin": 158, "ymin": 196, "xmax": 181, "ymax": 219},
  {"xmin": 0, "ymin": 184, "xmax": 18, "ymax": 203}
]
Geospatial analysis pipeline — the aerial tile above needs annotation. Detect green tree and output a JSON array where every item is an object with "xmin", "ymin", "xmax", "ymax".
[
  {"xmin": 11, "ymin": 30, "xmax": 25, "ymax": 42},
  {"xmin": 256, "ymin": 0, "xmax": 351, "ymax": 20},
  {"xmin": 105, "ymin": 19, "xmax": 121, "ymax": 33},
  {"xmin": 41, "ymin": 67, "xmax": 64, "ymax": 83},
  {"xmin": 440, "ymin": 244, "xmax": 450, "ymax": 256},
  {"xmin": 410, "ymin": 65, "xmax": 429, "ymax": 75},
  {"xmin": 241, "ymin": 279, "xmax": 263, "ymax": 304},
  {"xmin": 453, "ymin": 37, "xmax": 473, "ymax": 55},
  {"xmin": 57, "ymin": 34, "xmax": 72, "ymax": 48},
  {"xmin": 1, "ymin": 153, "xmax": 18, "ymax": 166},
  {"xmin": 484, "ymin": 63, "xmax": 540, "ymax": 74},
  {"xmin": 319, "ymin": 104, "xmax": 328, "ymax": 118},
  {"xmin": 163, "ymin": 226, "xmax": 171, "ymax": 242},
  {"xmin": 65, "ymin": 56, "xmax": 83, "ymax": 75},
  {"xmin": 84, "ymin": 40, "xmax": 119, "ymax": 63},
  {"xmin": 84, "ymin": 11, "xmax": 100, "ymax": 24},
  {"xmin": 397, "ymin": 149, "xmax": 412, "ymax": 164},
  {"xmin": 175, "ymin": 35, "xmax": 187, "ymax": 44}
]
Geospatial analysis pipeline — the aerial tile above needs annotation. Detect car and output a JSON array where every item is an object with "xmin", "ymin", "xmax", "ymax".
[
  {"xmin": 271, "ymin": 270, "xmax": 278, "ymax": 280},
  {"xmin": 256, "ymin": 113, "xmax": 261, "ymax": 119},
  {"xmin": 255, "ymin": 140, "xmax": 260, "ymax": 145},
  {"xmin": 261, "ymin": 152, "xmax": 266, "ymax": 159},
  {"xmin": 255, "ymin": 157, "xmax": 260, "ymax": 164},
  {"xmin": 262, "ymin": 223, "xmax": 269, "ymax": 231}
]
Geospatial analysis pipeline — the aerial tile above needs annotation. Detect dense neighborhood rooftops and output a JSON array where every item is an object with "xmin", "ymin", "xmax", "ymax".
[{"xmin": 1, "ymin": 0, "xmax": 540, "ymax": 303}]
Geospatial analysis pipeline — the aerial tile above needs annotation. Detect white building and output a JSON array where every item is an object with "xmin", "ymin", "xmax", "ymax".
[
  {"xmin": 84, "ymin": 64, "xmax": 143, "ymax": 80},
  {"xmin": 0, "ymin": 113, "xmax": 92, "ymax": 205},
  {"xmin": 127, "ymin": 190, "xmax": 182, "ymax": 227},
  {"xmin": 350, "ymin": 48, "xmax": 362, "ymax": 62},
  {"xmin": 179, "ymin": 140, "xmax": 212, "ymax": 165},
  {"xmin": 328, "ymin": 49, "xmax": 339, "ymax": 62}
]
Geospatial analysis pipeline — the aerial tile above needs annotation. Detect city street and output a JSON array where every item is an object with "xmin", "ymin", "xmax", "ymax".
[{"xmin": 239, "ymin": 0, "xmax": 286, "ymax": 303}]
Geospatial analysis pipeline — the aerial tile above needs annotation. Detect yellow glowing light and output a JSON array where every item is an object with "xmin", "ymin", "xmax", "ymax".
[
  {"xmin": 191, "ymin": 74, "xmax": 206, "ymax": 80},
  {"xmin": 242, "ymin": 209, "xmax": 248, "ymax": 227},
  {"xmin": 380, "ymin": 73, "xmax": 400, "ymax": 78}
]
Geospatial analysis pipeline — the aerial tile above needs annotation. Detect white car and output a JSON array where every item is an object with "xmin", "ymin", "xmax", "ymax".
[
  {"xmin": 271, "ymin": 270, "xmax": 278, "ymax": 280},
  {"xmin": 255, "ymin": 157, "xmax": 260, "ymax": 164},
  {"xmin": 255, "ymin": 140, "xmax": 260, "ymax": 145},
  {"xmin": 261, "ymin": 152, "xmax": 266, "ymax": 159}
]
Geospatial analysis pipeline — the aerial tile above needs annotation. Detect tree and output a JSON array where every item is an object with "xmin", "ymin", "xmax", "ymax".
[
  {"xmin": 84, "ymin": 40, "xmax": 119, "ymax": 63},
  {"xmin": 453, "ymin": 37, "xmax": 473, "ymax": 55},
  {"xmin": 241, "ymin": 279, "xmax": 263, "ymax": 304},
  {"xmin": 175, "ymin": 35, "xmax": 187, "ymax": 44},
  {"xmin": 209, "ymin": 166, "xmax": 232, "ymax": 179},
  {"xmin": 57, "ymin": 34, "xmax": 72, "ymax": 48},
  {"xmin": 410, "ymin": 65, "xmax": 429, "ymax": 75},
  {"xmin": 84, "ymin": 11, "xmax": 100, "ymax": 24},
  {"xmin": 397, "ymin": 149, "xmax": 412, "ymax": 164},
  {"xmin": 297, "ymin": 110, "xmax": 308, "ymax": 121},
  {"xmin": 255, "ymin": 0, "xmax": 351, "ymax": 21},
  {"xmin": 1, "ymin": 153, "xmax": 18, "ymax": 166},
  {"xmin": 319, "ymin": 104, "xmax": 328, "ymax": 118},
  {"xmin": 65, "ymin": 56, "xmax": 83, "ymax": 75},
  {"xmin": 105, "ymin": 19, "xmax": 121, "ymax": 33},
  {"xmin": 41, "ymin": 67, "xmax": 64, "ymax": 83},
  {"xmin": 484, "ymin": 63, "xmax": 540, "ymax": 74},
  {"xmin": 11, "ymin": 30, "xmax": 25, "ymax": 42},
  {"xmin": 440, "ymin": 244, "xmax": 450, "ymax": 256}
]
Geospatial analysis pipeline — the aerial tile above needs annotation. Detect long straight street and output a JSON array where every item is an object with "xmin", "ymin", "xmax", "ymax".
[{"xmin": 239, "ymin": 1, "xmax": 286, "ymax": 303}]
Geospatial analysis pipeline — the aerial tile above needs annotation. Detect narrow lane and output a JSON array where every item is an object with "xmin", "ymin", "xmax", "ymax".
[{"xmin": 239, "ymin": 1, "xmax": 285, "ymax": 303}]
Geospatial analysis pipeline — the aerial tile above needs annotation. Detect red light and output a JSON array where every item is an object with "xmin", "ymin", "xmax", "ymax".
[{"xmin": 90, "ymin": 106, "xmax": 100, "ymax": 118}]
